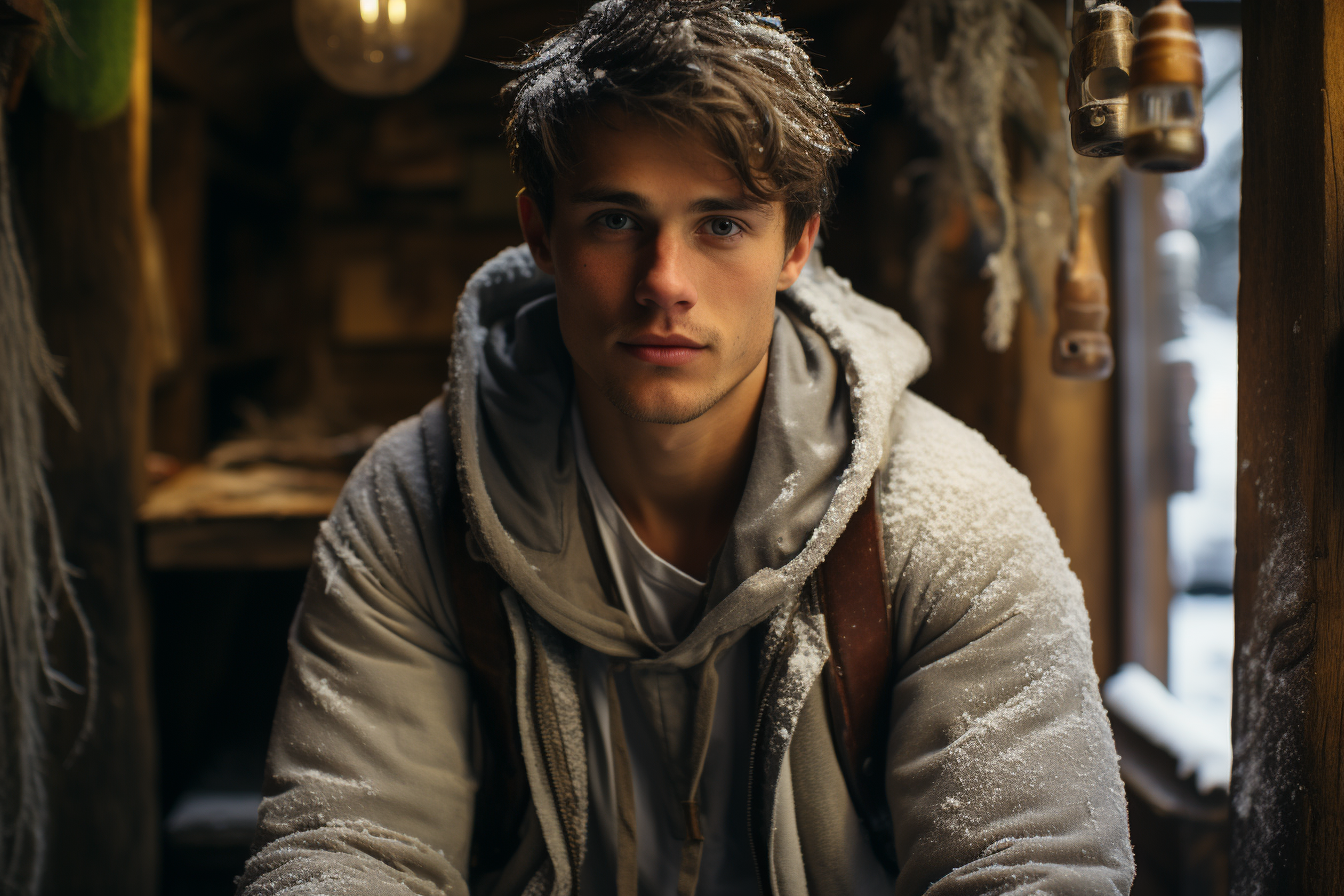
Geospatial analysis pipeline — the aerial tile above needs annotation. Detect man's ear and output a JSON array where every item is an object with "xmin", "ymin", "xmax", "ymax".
[
  {"xmin": 775, "ymin": 213, "xmax": 822, "ymax": 291},
  {"xmin": 517, "ymin": 189, "xmax": 556, "ymax": 275}
]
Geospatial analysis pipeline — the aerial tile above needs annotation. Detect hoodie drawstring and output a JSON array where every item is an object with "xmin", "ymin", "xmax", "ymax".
[
  {"xmin": 672, "ymin": 650, "xmax": 720, "ymax": 896},
  {"xmin": 607, "ymin": 662, "xmax": 640, "ymax": 896},
  {"xmin": 606, "ymin": 645, "xmax": 725, "ymax": 896}
]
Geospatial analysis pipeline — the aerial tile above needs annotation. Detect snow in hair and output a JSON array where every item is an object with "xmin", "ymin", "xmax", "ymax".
[{"xmin": 500, "ymin": 0, "xmax": 855, "ymax": 226}]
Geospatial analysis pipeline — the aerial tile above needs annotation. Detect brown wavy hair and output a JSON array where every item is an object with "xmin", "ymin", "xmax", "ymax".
[{"xmin": 500, "ymin": 0, "xmax": 856, "ymax": 246}]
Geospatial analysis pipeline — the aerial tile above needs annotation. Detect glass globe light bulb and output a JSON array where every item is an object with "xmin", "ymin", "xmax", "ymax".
[{"xmin": 295, "ymin": 0, "xmax": 465, "ymax": 97}]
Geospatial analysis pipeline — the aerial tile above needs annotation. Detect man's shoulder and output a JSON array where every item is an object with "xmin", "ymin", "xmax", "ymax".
[
  {"xmin": 883, "ymin": 391, "xmax": 1029, "ymax": 491},
  {"xmin": 299, "ymin": 393, "xmax": 459, "ymax": 640},
  {"xmin": 877, "ymin": 393, "xmax": 1088, "ymax": 671},
  {"xmin": 326, "ymin": 394, "xmax": 453, "ymax": 548},
  {"xmin": 879, "ymin": 392, "xmax": 1061, "ymax": 560}
]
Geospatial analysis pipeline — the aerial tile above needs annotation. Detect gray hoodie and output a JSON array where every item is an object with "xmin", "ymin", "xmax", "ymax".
[{"xmin": 238, "ymin": 246, "xmax": 1134, "ymax": 896}]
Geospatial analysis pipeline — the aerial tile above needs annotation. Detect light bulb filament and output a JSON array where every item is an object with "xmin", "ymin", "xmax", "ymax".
[
  {"xmin": 360, "ymin": 0, "xmax": 379, "ymax": 25},
  {"xmin": 389, "ymin": 0, "xmax": 407, "ymax": 25}
]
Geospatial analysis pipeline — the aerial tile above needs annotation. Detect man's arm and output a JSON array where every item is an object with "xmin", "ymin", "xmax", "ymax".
[
  {"xmin": 880, "ymin": 395, "xmax": 1134, "ymax": 895},
  {"xmin": 237, "ymin": 410, "xmax": 476, "ymax": 896}
]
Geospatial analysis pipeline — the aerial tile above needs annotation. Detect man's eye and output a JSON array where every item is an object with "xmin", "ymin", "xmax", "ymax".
[
  {"xmin": 600, "ymin": 213, "xmax": 635, "ymax": 230},
  {"xmin": 706, "ymin": 218, "xmax": 742, "ymax": 237}
]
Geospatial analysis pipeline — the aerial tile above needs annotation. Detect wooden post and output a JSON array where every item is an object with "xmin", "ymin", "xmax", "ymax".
[
  {"xmin": 1115, "ymin": 170, "xmax": 1172, "ymax": 683},
  {"xmin": 19, "ymin": 0, "xmax": 160, "ymax": 890},
  {"xmin": 1233, "ymin": 1, "xmax": 1344, "ymax": 892}
]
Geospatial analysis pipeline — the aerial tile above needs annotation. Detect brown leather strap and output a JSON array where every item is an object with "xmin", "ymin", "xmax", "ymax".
[
  {"xmin": 816, "ymin": 478, "xmax": 896, "ymax": 867},
  {"xmin": 443, "ymin": 484, "xmax": 529, "ymax": 877}
]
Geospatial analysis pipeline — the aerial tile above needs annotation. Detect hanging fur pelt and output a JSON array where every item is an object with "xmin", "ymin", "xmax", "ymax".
[
  {"xmin": 0, "ymin": 106, "xmax": 95, "ymax": 894},
  {"xmin": 889, "ymin": 0, "xmax": 1082, "ymax": 353}
]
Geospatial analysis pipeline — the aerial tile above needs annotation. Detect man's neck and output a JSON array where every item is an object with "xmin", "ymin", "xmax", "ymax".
[{"xmin": 574, "ymin": 358, "xmax": 768, "ymax": 581}]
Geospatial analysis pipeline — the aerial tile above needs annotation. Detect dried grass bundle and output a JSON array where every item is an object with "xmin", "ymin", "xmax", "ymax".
[{"xmin": 890, "ymin": 0, "xmax": 1099, "ymax": 354}]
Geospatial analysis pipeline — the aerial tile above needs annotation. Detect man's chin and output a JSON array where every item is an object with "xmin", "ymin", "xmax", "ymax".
[{"xmin": 601, "ymin": 381, "xmax": 722, "ymax": 425}]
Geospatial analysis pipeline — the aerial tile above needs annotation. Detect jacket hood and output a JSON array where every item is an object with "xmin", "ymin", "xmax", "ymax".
[{"xmin": 448, "ymin": 245, "xmax": 930, "ymax": 670}]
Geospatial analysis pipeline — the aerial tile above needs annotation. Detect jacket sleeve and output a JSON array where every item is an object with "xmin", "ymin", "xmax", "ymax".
[
  {"xmin": 879, "ymin": 396, "xmax": 1134, "ymax": 895},
  {"xmin": 237, "ymin": 409, "xmax": 476, "ymax": 896}
]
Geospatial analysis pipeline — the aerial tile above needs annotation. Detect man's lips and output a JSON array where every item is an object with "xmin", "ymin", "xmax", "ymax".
[{"xmin": 619, "ymin": 334, "xmax": 707, "ymax": 366}]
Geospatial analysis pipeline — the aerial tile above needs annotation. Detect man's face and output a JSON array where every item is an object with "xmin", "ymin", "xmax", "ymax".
[{"xmin": 518, "ymin": 112, "xmax": 818, "ymax": 425}]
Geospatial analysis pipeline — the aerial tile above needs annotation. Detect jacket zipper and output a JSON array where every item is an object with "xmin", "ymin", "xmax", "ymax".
[
  {"xmin": 530, "ymin": 637, "xmax": 582, "ymax": 891},
  {"xmin": 745, "ymin": 604, "xmax": 800, "ymax": 896}
]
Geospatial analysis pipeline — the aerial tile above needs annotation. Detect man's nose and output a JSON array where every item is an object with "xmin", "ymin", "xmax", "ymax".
[{"xmin": 635, "ymin": 230, "xmax": 697, "ymax": 313}]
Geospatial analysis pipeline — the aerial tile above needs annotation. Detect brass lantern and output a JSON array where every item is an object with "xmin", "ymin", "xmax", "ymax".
[
  {"xmin": 1124, "ymin": 0, "xmax": 1206, "ymax": 172},
  {"xmin": 1067, "ymin": 2, "xmax": 1135, "ymax": 158}
]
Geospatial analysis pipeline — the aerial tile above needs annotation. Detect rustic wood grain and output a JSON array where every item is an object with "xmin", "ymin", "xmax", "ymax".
[
  {"xmin": 140, "ymin": 464, "xmax": 345, "ymax": 521},
  {"xmin": 1234, "ymin": 1, "xmax": 1344, "ymax": 892},
  {"xmin": 14, "ymin": 0, "xmax": 160, "ymax": 889},
  {"xmin": 1304, "ymin": 0, "xmax": 1344, "ymax": 885},
  {"xmin": 143, "ymin": 517, "xmax": 326, "ymax": 571},
  {"xmin": 28, "ymin": 95, "xmax": 161, "ymax": 896},
  {"xmin": 139, "ymin": 464, "xmax": 342, "ymax": 570}
]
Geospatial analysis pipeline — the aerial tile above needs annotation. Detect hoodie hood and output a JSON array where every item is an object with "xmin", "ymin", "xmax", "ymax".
[{"xmin": 449, "ymin": 245, "xmax": 930, "ymax": 670}]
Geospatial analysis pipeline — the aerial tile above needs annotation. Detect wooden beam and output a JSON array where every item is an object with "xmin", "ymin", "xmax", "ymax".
[
  {"xmin": 18, "ymin": 0, "xmax": 159, "ymax": 889},
  {"xmin": 1233, "ymin": 1, "xmax": 1344, "ymax": 892},
  {"xmin": 1115, "ymin": 170, "xmax": 1172, "ymax": 682}
]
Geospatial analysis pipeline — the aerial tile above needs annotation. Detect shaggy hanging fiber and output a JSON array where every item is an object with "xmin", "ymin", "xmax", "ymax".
[
  {"xmin": 0, "ymin": 108, "xmax": 95, "ymax": 894},
  {"xmin": 889, "ymin": 0, "xmax": 1067, "ymax": 353}
]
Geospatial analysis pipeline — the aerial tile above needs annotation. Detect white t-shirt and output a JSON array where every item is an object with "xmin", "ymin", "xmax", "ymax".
[
  {"xmin": 573, "ymin": 412, "xmax": 707, "ymax": 650},
  {"xmin": 573, "ymin": 411, "xmax": 758, "ymax": 896}
]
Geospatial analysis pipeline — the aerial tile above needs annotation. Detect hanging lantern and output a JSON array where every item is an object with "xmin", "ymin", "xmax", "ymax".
[
  {"xmin": 1066, "ymin": 2, "xmax": 1135, "ymax": 158},
  {"xmin": 294, "ymin": 0, "xmax": 465, "ymax": 97},
  {"xmin": 1124, "ymin": 0, "xmax": 1205, "ymax": 172},
  {"xmin": 1052, "ymin": 205, "xmax": 1113, "ymax": 380}
]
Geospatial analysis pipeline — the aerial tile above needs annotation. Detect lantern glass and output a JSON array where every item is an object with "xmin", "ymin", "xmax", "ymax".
[
  {"xmin": 295, "ymin": 0, "xmax": 465, "ymax": 97},
  {"xmin": 1131, "ymin": 82, "xmax": 1204, "ymax": 133}
]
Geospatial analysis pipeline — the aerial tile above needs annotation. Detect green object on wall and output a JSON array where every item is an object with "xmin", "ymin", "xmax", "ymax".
[{"xmin": 35, "ymin": 0, "xmax": 138, "ymax": 125}]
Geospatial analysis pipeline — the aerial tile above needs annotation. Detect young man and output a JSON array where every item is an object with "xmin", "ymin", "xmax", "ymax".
[{"xmin": 239, "ymin": 2, "xmax": 1134, "ymax": 895}]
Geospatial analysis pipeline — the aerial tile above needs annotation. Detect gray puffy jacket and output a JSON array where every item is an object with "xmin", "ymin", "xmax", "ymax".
[{"xmin": 237, "ymin": 246, "xmax": 1134, "ymax": 896}]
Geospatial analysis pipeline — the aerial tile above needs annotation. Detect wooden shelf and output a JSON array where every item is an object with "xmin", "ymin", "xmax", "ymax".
[{"xmin": 140, "ymin": 464, "xmax": 345, "ymax": 570}]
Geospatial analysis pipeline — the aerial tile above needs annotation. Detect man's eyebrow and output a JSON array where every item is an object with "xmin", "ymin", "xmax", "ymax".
[
  {"xmin": 688, "ymin": 196, "xmax": 774, "ymax": 216},
  {"xmin": 568, "ymin": 187, "xmax": 773, "ymax": 217},
  {"xmin": 569, "ymin": 188, "xmax": 650, "ymax": 210}
]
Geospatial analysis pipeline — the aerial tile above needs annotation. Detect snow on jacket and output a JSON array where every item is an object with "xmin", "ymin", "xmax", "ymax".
[{"xmin": 237, "ymin": 245, "xmax": 1135, "ymax": 896}]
